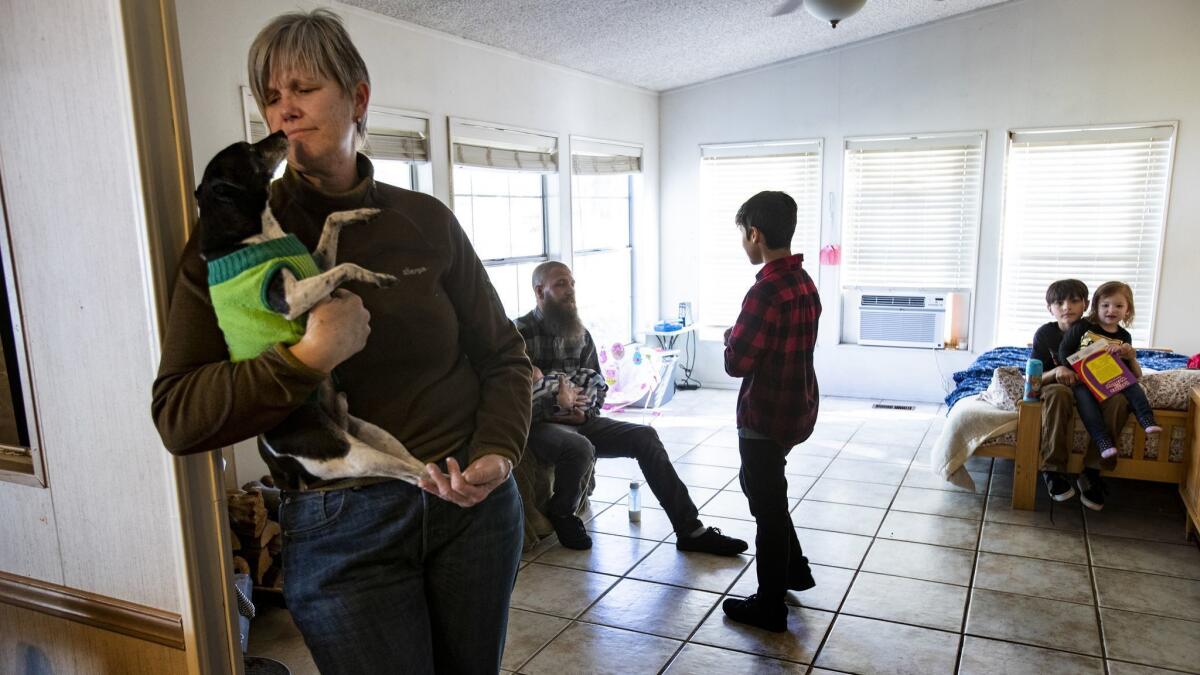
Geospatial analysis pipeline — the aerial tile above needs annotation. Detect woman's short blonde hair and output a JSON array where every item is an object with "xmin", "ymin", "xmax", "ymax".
[{"xmin": 247, "ymin": 9, "xmax": 370, "ymax": 144}]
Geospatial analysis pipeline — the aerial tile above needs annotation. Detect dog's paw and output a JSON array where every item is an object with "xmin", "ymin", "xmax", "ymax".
[
  {"xmin": 345, "ymin": 207, "xmax": 381, "ymax": 222},
  {"xmin": 374, "ymin": 274, "xmax": 399, "ymax": 288}
]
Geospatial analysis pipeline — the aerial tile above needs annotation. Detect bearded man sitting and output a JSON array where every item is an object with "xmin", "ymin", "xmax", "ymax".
[{"xmin": 514, "ymin": 261, "xmax": 748, "ymax": 556}]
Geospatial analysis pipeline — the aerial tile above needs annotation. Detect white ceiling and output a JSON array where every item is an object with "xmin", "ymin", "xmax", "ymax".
[{"xmin": 342, "ymin": 0, "xmax": 1015, "ymax": 92}]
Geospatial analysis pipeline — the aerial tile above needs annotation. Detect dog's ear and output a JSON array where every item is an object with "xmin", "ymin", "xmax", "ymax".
[{"xmin": 205, "ymin": 179, "xmax": 242, "ymax": 202}]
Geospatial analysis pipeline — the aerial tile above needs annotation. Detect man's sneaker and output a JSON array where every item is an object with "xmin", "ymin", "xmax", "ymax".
[
  {"xmin": 676, "ymin": 527, "xmax": 748, "ymax": 556},
  {"xmin": 722, "ymin": 594, "xmax": 787, "ymax": 632},
  {"xmin": 1076, "ymin": 468, "xmax": 1107, "ymax": 511},
  {"xmin": 1042, "ymin": 471, "xmax": 1076, "ymax": 502},
  {"xmin": 549, "ymin": 514, "xmax": 592, "ymax": 550},
  {"xmin": 787, "ymin": 560, "xmax": 817, "ymax": 591}
]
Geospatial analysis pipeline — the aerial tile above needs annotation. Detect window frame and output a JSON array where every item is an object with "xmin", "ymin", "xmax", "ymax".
[
  {"xmin": 448, "ymin": 117, "xmax": 561, "ymax": 319},
  {"xmin": 697, "ymin": 138, "xmax": 825, "ymax": 329},
  {"xmin": 569, "ymin": 135, "xmax": 642, "ymax": 344},
  {"xmin": 839, "ymin": 130, "xmax": 986, "ymax": 294},
  {"xmin": 0, "ymin": 190, "xmax": 46, "ymax": 488},
  {"xmin": 449, "ymin": 166, "xmax": 552, "ymax": 267},
  {"xmin": 993, "ymin": 121, "xmax": 1178, "ymax": 346}
]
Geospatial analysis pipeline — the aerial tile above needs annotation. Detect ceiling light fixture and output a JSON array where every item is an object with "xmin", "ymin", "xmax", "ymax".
[{"xmin": 771, "ymin": 0, "xmax": 868, "ymax": 28}]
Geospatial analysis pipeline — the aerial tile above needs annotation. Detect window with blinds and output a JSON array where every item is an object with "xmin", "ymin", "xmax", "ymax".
[
  {"xmin": 698, "ymin": 140, "xmax": 822, "ymax": 327},
  {"xmin": 840, "ymin": 133, "xmax": 984, "ymax": 291},
  {"xmin": 450, "ymin": 119, "xmax": 558, "ymax": 318},
  {"xmin": 240, "ymin": 87, "xmax": 431, "ymax": 191},
  {"xmin": 995, "ymin": 123, "xmax": 1176, "ymax": 346},
  {"xmin": 571, "ymin": 137, "xmax": 642, "ymax": 344}
]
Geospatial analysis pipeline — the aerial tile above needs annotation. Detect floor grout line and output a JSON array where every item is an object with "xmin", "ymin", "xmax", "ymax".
[
  {"xmin": 1081, "ymin": 498, "xmax": 1114, "ymax": 675},
  {"xmin": 955, "ymin": 462, "xmax": 993, "ymax": 674}
]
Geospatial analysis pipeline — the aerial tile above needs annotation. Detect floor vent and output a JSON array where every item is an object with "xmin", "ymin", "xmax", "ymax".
[{"xmin": 872, "ymin": 403, "xmax": 915, "ymax": 411}]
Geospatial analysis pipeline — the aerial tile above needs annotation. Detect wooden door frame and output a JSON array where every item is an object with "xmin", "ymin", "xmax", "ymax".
[{"xmin": 121, "ymin": 0, "xmax": 243, "ymax": 673}]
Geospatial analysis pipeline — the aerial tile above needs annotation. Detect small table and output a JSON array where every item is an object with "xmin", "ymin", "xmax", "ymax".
[{"xmin": 643, "ymin": 324, "xmax": 696, "ymax": 350}]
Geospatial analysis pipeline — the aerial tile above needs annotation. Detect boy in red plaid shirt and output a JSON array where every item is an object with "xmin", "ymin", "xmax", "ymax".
[{"xmin": 721, "ymin": 191, "xmax": 822, "ymax": 632}]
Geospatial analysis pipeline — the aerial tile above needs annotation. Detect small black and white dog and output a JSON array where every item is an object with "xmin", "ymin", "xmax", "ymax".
[{"xmin": 196, "ymin": 131, "xmax": 428, "ymax": 485}]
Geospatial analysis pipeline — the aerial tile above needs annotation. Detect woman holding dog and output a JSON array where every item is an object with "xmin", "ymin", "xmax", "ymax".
[{"xmin": 152, "ymin": 9, "xmax": 530, "ymax": 674}]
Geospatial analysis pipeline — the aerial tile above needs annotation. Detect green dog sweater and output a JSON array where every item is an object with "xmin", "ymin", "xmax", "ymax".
[{"xmin": 207, "ymin": 235, "xmax": 321, "ymax": 362}]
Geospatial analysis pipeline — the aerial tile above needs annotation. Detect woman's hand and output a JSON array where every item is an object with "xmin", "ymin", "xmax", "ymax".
[
  {"xmin": 288, "ymin": 289, "xmax": 371, "ymax": 373},
  {"xmin": 419, "ymin": 455, "xmax": 512, "ymax": 507}
]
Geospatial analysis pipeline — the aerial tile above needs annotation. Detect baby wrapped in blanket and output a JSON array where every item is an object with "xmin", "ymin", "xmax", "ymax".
[{"xmin": 530, "ymin": 366, "xmax": 609, "ymax": 421}]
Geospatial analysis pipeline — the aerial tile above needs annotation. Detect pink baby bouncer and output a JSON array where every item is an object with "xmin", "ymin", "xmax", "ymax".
[{"xmin": 599, "ymin": 342, "xmax": 678, "ymax": 413}]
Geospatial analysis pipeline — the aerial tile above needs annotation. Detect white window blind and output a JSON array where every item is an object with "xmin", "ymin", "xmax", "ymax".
[
  {"xmin": 450, "ymin": 118, "xmax": 557, "ymax": 173},
  {"xmin": 571, "ymin": 138, "xmax": 643, "ymax": 175},
  {"xmin": 841, "ymin": 133, "xmax": 984, "ymax": 290},
  {"xmin": 571, "ymin": 136, "xmax": 641, "ymax": 343},
  {"xmin": 361, "ymin": 108, "xmax": 430, "ymax": 163},
  {"xmin": 995, "ymin": 124, "xmax": 1176, "ymax": 346},
  {"xmin": 698, "ymin": 140, "xmax": 822, "ymax": 326},
  {"xmin": 241, "ymin": 88, "xmax": 430, "ymax": 163}
]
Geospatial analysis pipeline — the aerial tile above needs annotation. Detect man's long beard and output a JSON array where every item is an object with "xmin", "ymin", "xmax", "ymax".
[{"xmin": 542, "ymin": 296, "xmax": 585, "ymax": 339}]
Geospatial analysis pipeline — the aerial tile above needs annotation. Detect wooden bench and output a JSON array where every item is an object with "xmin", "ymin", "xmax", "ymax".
[{"xmin": 974, "ymin": 394, "xmax": 1196, "ymax": 511}]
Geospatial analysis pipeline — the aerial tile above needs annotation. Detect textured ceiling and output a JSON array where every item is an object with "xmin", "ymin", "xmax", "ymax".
[{"xmin": 342, "ymin": 0, "xmax": 1014, "ymax": 91}]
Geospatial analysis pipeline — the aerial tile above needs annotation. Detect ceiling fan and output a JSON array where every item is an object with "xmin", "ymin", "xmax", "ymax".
[{"xmin": 771, "ymin": 0, "xmax": 868, "ymax": 28}]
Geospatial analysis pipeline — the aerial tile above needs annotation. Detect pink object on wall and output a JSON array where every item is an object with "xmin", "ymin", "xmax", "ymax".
[{"xmin": 819, "ymin": 244, "xmax": 841, "ymax": 266}]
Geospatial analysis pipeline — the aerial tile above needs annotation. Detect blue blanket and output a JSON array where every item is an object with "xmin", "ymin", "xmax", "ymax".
[{"xmin": 944, "ymin": 347, "xmax": 1189, "ymax": 410}]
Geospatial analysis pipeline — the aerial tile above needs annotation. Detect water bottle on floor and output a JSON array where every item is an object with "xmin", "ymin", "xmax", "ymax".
[{"xmin": 628, "ymin": 481, "xmax": 641, "ymax": 522}]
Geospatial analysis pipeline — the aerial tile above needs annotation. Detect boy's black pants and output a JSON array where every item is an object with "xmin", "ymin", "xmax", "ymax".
[{"xmin": 738, "ymin": 436, "xmax": 808, "ymax": 604}]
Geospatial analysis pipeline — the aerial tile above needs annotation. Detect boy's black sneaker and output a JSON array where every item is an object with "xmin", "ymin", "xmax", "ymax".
[
  {"xmin": 722, "ymin": 594, "xmax": 787, "ymax": 632},
  {"xmin": 549, "ymin": 514, "xmax": 592, "ymax": 550},
  {"xmin": 1042, "ymin": 471, "xmax": 1076, "ymax": 502},
  {"xmin": 1076, "ymin": 468, "xmax": 1107, "ymax": 511},
  {"xmin": 676, "ymin": 527, "xmax": 748, "ymax": 556}
]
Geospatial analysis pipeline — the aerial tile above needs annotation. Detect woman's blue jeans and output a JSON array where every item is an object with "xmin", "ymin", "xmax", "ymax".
[
  {"xmin": 279, "ymin": 470, "xmax": 523, "ymax": 674},
  {"xmin": 1072, "ymin": 382, "xmax": 1157, "ymax": 451}
]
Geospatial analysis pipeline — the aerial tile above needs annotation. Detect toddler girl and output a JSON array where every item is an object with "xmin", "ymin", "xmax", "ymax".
[{"xmin": 1058, "ymin": 281, "xmax": 1160, "ymax": 460}]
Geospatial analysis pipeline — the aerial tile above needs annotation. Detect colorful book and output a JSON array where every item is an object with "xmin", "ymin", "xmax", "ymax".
[{"xmin": 1067, "ymin": 341, "xmax": 1136, "ymax": 402}]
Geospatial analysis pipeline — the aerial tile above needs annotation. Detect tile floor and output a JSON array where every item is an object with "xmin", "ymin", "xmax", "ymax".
[{"xmin": 248, "ymin": 389, "xmax": 1200, "ymax": 674}]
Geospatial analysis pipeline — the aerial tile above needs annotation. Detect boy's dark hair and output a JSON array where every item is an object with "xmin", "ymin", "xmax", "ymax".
[
  {"xmin": 735, "ymin": 191, "xmax": 796, "ymax": 250},
  {"xmin": 1045, "ymin": 279, "xmax": 1089, "ymax": 307},
  {"xmin": 1084, "ymin": 280, "xmax": 1136, "ymax": 326}
]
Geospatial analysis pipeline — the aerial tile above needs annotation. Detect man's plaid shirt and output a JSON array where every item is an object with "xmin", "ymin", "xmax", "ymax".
[
  {"xmin": 724, "ymin": 254, "xmax": 821, "ymax": 448},
  {"xmin": 515, "ymin": 309, "xmax": 605, "ymax": 420}
]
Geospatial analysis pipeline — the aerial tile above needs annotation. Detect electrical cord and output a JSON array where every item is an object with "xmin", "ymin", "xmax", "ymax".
[
  {"xmin": 932, "ymin": 345, "xmax": 954, "ymax": 396},
  {"xmin": 677, "ymin": 328, "xmax": 702, "ymax": 389}
]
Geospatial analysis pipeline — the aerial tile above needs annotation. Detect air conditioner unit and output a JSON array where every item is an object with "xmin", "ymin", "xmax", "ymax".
[{"xmin": 857, "ymin": 291, "xmax": 947, "ymax": 349}]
